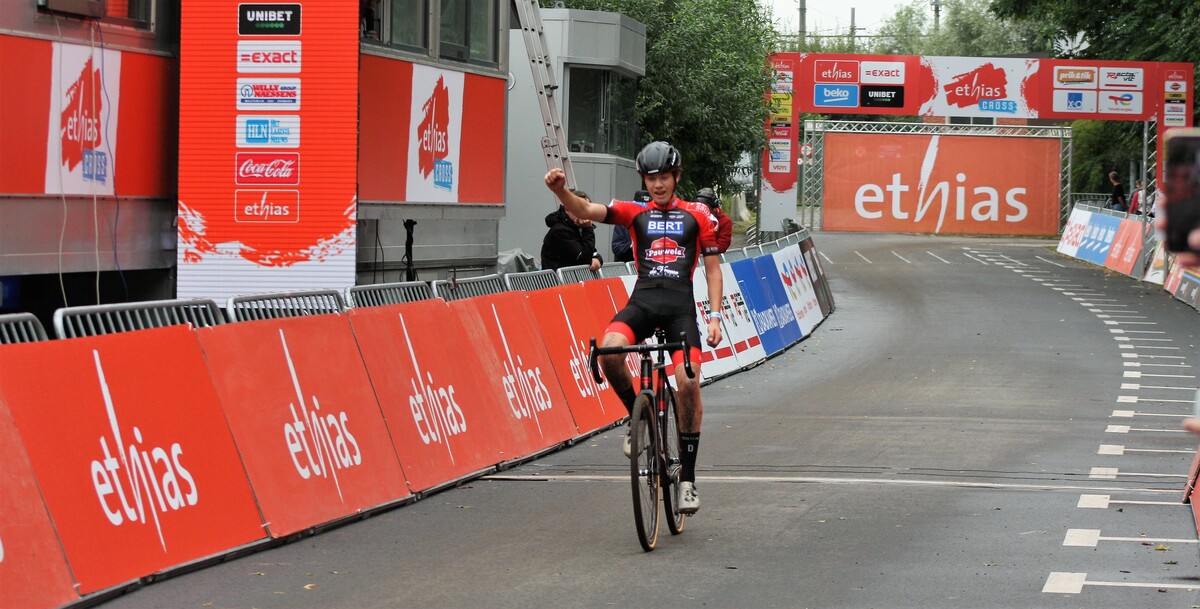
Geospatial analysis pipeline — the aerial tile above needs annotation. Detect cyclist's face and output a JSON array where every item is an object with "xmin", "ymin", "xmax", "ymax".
[{"xmin": 643, "ymin": 172, "xmax": 677, "ymax": 207}]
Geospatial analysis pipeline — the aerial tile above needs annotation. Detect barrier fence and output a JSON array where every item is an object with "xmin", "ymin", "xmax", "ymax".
[{"xmin": 0, "ymin": 233, "xmax": 834, "ymax": 609}]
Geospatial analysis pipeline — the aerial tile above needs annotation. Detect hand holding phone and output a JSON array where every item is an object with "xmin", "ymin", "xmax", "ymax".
[{"xmin": 1164, "ymin": 129, "xmax": 1200, "ymax": 253}]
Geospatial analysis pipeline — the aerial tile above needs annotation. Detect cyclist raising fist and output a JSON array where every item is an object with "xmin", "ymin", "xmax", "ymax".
[{"xmin": 545, "ymin": 141, "xmax": 722, "ymax": 514}]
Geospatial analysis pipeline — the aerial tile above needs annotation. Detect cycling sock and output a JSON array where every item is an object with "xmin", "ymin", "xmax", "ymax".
[
  {"xmin": 679, "ymin": 432, "xmax": 700, "ymax": 483},
  {"xmin": 615, "ymin": 385, "xmax": 637, "ymax": 415}
]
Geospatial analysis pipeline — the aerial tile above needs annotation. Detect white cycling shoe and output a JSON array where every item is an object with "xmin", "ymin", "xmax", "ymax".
[
  {"xmin": 622, "ymin": 426, "xmax": 632, "ymax": 458},
  {"xmin": 679, "ymin": 481, "xmax": 700, "ymax": 514}
]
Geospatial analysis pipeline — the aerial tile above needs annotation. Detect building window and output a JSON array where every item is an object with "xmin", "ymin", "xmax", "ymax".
[
  {"xmin": 567, "ymin": 68, "xmax": 637, "ymax": 158},
  {"xmin": 362, "ymin": 0, "xmax": 428, "ymax": 51},
  {"xmin": 38, "ymin": 0, "xmax": 152, "ymax": 27},
  {"xmin": 439, "ymin": 0, "xmax": 498, "ymax": 65}
]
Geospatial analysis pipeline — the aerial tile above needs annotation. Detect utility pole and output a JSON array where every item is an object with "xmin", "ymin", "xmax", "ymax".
[
  {"xmin": 931, "ymin": 0, "xmax": 941, "ymax": 33},
  {"xmin": 799, "ymin": 0, "xmax": 806, "ymax": 46},
  {"xmin": 849, "ymin": 8, "xmax": 866, "ymax": 52}
]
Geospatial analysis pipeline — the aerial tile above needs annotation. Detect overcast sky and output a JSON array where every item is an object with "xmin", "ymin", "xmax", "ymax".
[{"xmin": 768, "ymin": 0, "xmax": 912, "ymax": 37}]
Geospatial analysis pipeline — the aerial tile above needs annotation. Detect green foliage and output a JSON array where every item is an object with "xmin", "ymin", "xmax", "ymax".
[
  {"xmin": 1070, "ymin": 121, "xmax": 1144, "ymax": 194},
  {"xmin": 870, "ymin": 0, "xmax": 1051, "ymax": 56},
  {"xmin": 544, "ymin": 0, "xmax": 778, "ymax": 195}
]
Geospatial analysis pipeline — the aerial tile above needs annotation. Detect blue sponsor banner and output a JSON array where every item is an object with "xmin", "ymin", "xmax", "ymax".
[
  {"xmin": 753, "ymin": 256, "xmax": 803, "ymax": 346},
  {"xmin": 731, "ymin": 257, "xmax": 802, "ymax": 355},
  {"xmin": 731, "ymin": 259, "xmax": 785, "ymax": 355},
  {"xmin": 1076, "ymin": 213, "xmax": 1122, "ymax": 265},
  {"xmin": 813, "ymin": 84, "xmax": 858, "ymax": 108}
]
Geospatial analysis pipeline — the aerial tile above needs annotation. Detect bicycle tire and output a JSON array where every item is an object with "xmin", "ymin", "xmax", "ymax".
[
  {"xmin": 629, "ymin": 394, "xmax": 659, "ymax": 551},
  {"xmin": 661, "ymin": 385, "xmax": 686, "ymax": 535}
]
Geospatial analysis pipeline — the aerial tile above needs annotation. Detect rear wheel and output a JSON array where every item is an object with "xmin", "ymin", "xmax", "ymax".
[
  {"xmin": 661, "ymin": 385, "xmax": 686, "ymax": 535},
  {"xmin": 629, "ymin": 394, "xmax": 659, "ymax": 551}
]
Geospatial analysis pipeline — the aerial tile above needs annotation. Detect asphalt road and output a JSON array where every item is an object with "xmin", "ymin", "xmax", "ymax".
[{"xmin": 99, "ymin": 232, "xmax": 1200, "ymax": 609}]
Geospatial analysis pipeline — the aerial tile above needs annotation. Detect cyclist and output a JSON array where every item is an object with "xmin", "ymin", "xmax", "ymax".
[{"xmin": 544, "ymin": 141, "xmax": 723, "ymax": 514}]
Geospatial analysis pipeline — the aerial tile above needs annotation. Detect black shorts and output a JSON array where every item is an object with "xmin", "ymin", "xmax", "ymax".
[{"xmin": 607, "ymin": 286, "xmax": 701, "ymax": 356}]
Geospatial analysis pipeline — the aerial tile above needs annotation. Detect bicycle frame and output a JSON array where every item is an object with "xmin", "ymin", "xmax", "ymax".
[{"xmin": 588, "ymin": 330, "xmax": 694, "ymax": 550}]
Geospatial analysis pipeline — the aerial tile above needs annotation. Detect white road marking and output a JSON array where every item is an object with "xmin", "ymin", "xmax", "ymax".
[
  {"xmin": 1105, "ymin": 424, "xmax": 1187, "ymax": 434},
  {"xmin": 1044, "ymin": 572, "xmax": 1198, "ymax": 594},
  {"xmin": 963, "ymin": 253, "xmax": 988, "ymax": 265},
  {"xmin": 1121, "ymin": 383, "xmax": 1195, "ymax": 391},
  {"xmin": 1035, "ymin": 256, "xmax": 1066, "ymax": 267},
  {"xmin": 1124, "ymin": 371, "xmax": 1197, "ymax": 379},
  {"xmin": 891, "ymin": 251, "xmax": 911, "ymax": 263},
  {"xmin": 854, "ymin": 251, "xmax": 872, "ymax": 264},
  {"xmin": 1097, "ymin": 445, "xmax": 1195, "ymax": 456},
  {"xmin": 1063, "ymin": 528, "xmax": 1196, "ymax": 547},
  {"xmin": 1088, "ymin": 467, "xmax": 1186, "ymax": 479},
  {"xmin": 485, "ymin": 473, "xmax": 1184, "ymax": 494},
  {"xmin": 820, "ymin": 251, "xmax": 833, "ymax": 264},
  {"xmin": 1079, "ymin": 494, "xmax": 1189, "ymax": 509},
  {"xmin": 927, "ymin": 251, "xmax": 951, "ymax": 264}
]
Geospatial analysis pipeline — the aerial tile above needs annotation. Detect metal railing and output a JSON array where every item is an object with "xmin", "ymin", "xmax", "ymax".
[
  {"xmin": 556, "ymin": 264, "xmax": 598, "ymax": 283},
  {"xmin": 346, "ymin": 281, "xmax": 433, "ymax": 308},
  {"xmin": 503, "ymin": 270, "xmax": 561, "ymax": 291},
  {"xmin": 0, "ymin": 313, "xmax": 48, "ymax": 344},
  {"xmin": 53, "ymin": 299, "xmax": 225, "ymax": 339},
  {"xmin": 226, "ymin": 290, "xmax": 346, "ymax": 322},
  {"xmin": 721, "ymin": 248, "xmax": 748, "ymax": 263},
  {"xmin": 597, "ymin": 262, "xmax": 634, "ymax": 278},
  {"xmin": 430, "ymin": 273, "xmax": 506, "ymax": 301}
]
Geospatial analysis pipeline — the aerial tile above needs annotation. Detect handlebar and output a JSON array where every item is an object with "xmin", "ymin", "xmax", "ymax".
[{"xmin": 587, "ymin": 332, "xmax": 695, "ymax": 385}]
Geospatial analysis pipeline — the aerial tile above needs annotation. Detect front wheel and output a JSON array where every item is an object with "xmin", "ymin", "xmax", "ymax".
[
  {"xmin": 629, "ymin": 394, "xmax": 660, "ymax": 551},
  {"xmin": 661, "ymin": 385, "xmax": 686, "ymax": 535}
]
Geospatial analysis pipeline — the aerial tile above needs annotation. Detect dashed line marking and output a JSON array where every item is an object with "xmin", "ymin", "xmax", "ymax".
[
  {"xmin": 1035, "ymin": 256, "xmax": 1065, "ymax": 267},
  {"xmin": 1078, "ymin": 493, "xmax": 1187, "ymax": 508},
  {"xmin": 1088, "ymin": 467, "xmax": 1186, "ymax": 480},
  {"xmin": 1120, "ymin": 383, "xmax": 1195, "ymax": 391},
  {"xmin": 927, "ymin": 251, "xmax": 951, "ymax": 264},
  {"xmin": 1105, "ymin": 424, "xmax": 1187, "ymax": 434},
  {"xmin": 1096, "ymin": 445, "xmax": 1194, "ymax": 456},
  {"xmin": 963, "ymin": 253, "xmax": 988, "ymax": 265},
  {"xmin": 1043, "ymin": 571, "xmax": 1198, "ymax": 594},
  {"xmin": 854, "ymin": 251, "xmax": 872, "ymax": 264},
  {"xmin": 891, "ymin": 251, "xmax": 911, "ymax": 264},
  {"xmin": 820, "ymin": 252, "xmax": 833, "ymax": 264},
  {"xmin": 1063, "ymin": 528, "xmax": 1196, "ymax": 547}
]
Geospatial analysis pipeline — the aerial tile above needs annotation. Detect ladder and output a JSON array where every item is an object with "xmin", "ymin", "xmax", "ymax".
[{"xmin": 512, "ymin": 0, "xmax": 576, "ymax": 187}]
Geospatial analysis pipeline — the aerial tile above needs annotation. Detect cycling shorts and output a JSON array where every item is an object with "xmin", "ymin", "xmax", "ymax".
[{"xmin": 606, "ymin": 286, "xmax": 702, "ymax": 366}]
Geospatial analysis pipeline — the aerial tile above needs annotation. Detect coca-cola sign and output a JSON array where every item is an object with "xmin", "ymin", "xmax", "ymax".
[{"xmin": 235, "ymin": 152, "xmax": 299, "ymax": 185}]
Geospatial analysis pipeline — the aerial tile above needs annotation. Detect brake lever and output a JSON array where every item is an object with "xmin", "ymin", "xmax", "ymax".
[{"xmin": 588, "ymin": 338, "xmax": 605, "ymax": 385}]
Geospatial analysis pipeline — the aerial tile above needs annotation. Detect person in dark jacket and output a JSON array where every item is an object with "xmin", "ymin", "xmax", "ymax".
[
  {"xmin": 696, "ymin": 187, "xmax": 733, "ymax": 253},
  {"xmin": 541, "ymin": 188, "xmax": 602, "ymax": 271},
  {"xmin": 611, "ymin": 190, "xmax": 650, "ymax": 262}
]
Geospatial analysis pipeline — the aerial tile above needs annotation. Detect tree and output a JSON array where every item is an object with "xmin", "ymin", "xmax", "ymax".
[
  {"xmin": 543, "ymin": 0, "xmax": 778, "ymax": 195},
  {"xmin": 871, "ymin": 0, "xmax": 1050, "ymax": 57}
]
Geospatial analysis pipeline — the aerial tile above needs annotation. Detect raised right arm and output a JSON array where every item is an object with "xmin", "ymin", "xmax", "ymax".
[{"xmin": 544, "ymin": 168, "xmax": 609, "ymax": 223}]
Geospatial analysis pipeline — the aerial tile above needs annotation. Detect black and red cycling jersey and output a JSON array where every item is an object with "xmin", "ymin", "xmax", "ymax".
[{"xmin": 604, "ymin": 197, "xmax": 720, "ymax": 293}]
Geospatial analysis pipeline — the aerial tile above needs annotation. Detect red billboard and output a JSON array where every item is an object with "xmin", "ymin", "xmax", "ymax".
[
  {"xmin": 178, "ymin": 2, "xmax": 359, "ymax": 299},
  {"xmin": 823, "ymin": 132, "xmax": 1061, "ymax": 235}
]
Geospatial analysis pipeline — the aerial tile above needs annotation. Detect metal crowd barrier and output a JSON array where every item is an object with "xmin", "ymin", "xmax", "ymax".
[
  {"xmin": 52, "ymin": 298, "xmax": 225, "ymax": 339},
  {"xmin": 0, "ymin": 313, "xmax": 48, "ymax": 344},
  {"xmin": 721, "ymin": 248, "xmax": 748, "ymax": 263},
  {"xmin": 430, "ymin": 273, "xmax": 506, "ymax": 301},
  {"xmin": 556, "ymin": 264, "xmax": 598, "ymax": 284},
  {"xmin": 346, "ymin": 281, "xmax": 434, "ymax": 308},
  {"xmin": 598, "ymin": 262, "xmax": 634, "ymax": 278},
  {"xmin": 226, "ymin": 290, "xmax": 346, "ymax": 322},
  {"xmin": 743, "ymin": 244, "xmax": 763, "ymax": 257},
  {"xmin": 503, "ymin": 270, "xmax": 561, "ymax": 291}
]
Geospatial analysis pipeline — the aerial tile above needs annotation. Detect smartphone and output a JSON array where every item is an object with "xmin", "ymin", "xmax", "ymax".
[{"xmin": 1164, "ymin": 129, "xmax": 1200, "ymax": 253}]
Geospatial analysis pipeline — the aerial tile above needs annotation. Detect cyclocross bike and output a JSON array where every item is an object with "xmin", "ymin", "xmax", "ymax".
[{"xmin": 589, "ymin": 330, "xmax": 695, "ymax": 551}]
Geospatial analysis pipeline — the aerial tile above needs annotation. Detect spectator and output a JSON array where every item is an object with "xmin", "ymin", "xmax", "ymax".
[
  {"xmin": 1147, "ymin": 180, "xmax": 1161, "ymax": 218},
  {"xmin": 1109, "ymin": 171, "xmax": 1127, "ymax": 212},
  {"xmin": 541, "ymin": 188, "xmax": 602, "ymax": 271},
  {"xmin": 1129, "ymin": 179, "xmax": 1144, "ymax": 215},
  {"xmin": 696, "ymin": 187, "xmax": 733, "ymax": 253},
  {"xmin": 611, "ymin": 190, "xmax": 650, "ymax": 262}
]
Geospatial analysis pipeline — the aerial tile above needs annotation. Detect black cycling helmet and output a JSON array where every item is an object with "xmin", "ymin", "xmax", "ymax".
[
  {"xmin": 635, "ymin": 141, "xmax": 682, "ymax": 175},
  {"xmin": 696, "ymin": 187, "xmax": 718, "ymax": 209}
]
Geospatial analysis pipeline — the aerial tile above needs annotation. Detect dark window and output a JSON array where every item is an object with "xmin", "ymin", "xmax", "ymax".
[
  {"xmin": 439, "ymin": 0, "xmax": 497, "ymax": 65},
  {"xmin": 567, "ymin": 68, "xmax": 637, "ymax": 158}
]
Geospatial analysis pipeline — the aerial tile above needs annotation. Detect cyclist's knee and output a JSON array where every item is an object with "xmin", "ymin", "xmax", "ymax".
[{"xmin": 599, "ymin": 353, "xmax": 629, "ymax": 377}]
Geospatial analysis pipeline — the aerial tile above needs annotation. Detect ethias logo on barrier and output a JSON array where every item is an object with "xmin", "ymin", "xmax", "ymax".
[
  {"xmin": 489, "ymin": 305, "xmax": 554, "ymax": 428},
  {"xmin": 89, "ymin": 351, "xmax": 197, "ymax": 548},
  {"xmin": 399, "ymin": 315, "xmax": 467, "ymax": 460},
  {"xmin": 276, "ymin": 332, "xmax": 362, "ymax": 495}
]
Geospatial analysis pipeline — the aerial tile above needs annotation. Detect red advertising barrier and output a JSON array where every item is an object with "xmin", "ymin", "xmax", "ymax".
[
  {"xmin": 581, "ymin": 278, "xmax": 630, "ymax": 329},
  {"xmin": 526, "ymin": 284, "xmax": 626, "ymax": 433},
  {"xmin": 197, "ymin": 315, "xmax": 411, "ymax": 537},
  {"xmin": 0, "ymin": 326, "xmax": 265, "ymax": 594},
  {"xmin": 823, "ymin": 132, "xmax": 1061, "ymax": 236},
  {"xmin": 1104, "ymin": 218, "xmax": 1144, "ymax": 275},
  {"xmin": 0, "ymin": 399, "xmax": 78, "ymax": 609},
  {"xmin": 347, "ymin": 300, "xmax": 515, "ymax": 492},
  {"xmin": 449, "ymin": 292, "xmax": 580, "ymax": 448}
]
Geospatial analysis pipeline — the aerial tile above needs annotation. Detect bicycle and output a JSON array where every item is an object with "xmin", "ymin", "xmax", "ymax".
[{"xmin": 589, "ymin": 330, "xmax": 695, "ymax": 551}]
